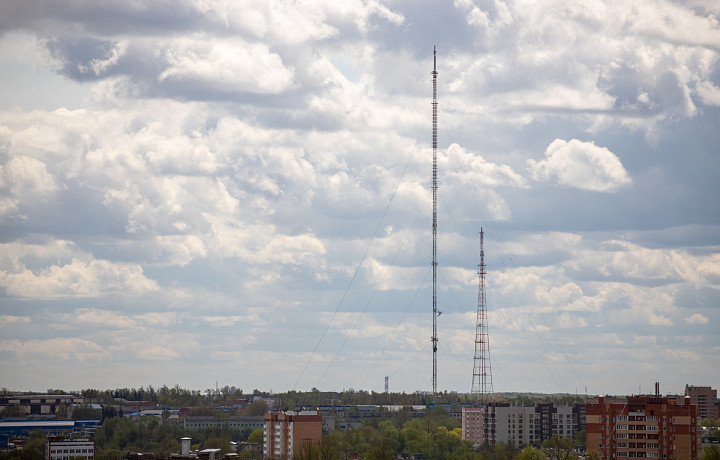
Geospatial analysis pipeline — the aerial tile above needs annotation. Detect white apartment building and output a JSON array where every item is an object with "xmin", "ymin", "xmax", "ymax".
[
  {"xmin": 45, "ymin": 437, "xmax": 94, "ymax": 460},
  {"xmin": 462, "ymin": 403, "xmax": 585, "ymax": 448}
]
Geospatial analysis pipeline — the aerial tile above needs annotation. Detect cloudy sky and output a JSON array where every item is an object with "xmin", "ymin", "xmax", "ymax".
[{"xmin": 1, "ymin": 0, "xmax": 719, "ymax": 397}]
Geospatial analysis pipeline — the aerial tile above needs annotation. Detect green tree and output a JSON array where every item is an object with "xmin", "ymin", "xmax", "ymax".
[
  {"xmin": 366, "ymin": 438, "xmax": 394, "ymax": 460},
  {"xmin": 203, "ymin": 437, "xmax": 232, "ymax": 456},
  {"xmin": 518, "ymin": 446, "xmax": 544, "ymax": 460},
  {"xmin": 574, "ymin": 429, "xmax": 585, "ymax": 448},
  {"xmin": 244, "ymin": 400, "xmax": 268, "ymax": 416},
  {"xmin": 1, "ymin": 404, "xmax": 23, "ymax": 417},
  {"xmin": 247, "ymin": 429, "xmax": 263, "ymax": 444},
  {"xmin": 72, "ymin": 403, "xmax": 102, "ymax": 419},
  {"xmin": 542, "ymin": 435, "xmax": 577, "ymax": 460},
  {"xmin": 702, "ymin": 445, "xmax": 720, "ymax": 460},
  {"xmin": 293, "ymin": 440, "xmax": 320, "ymax": 460},
  {"xmin": 20, "ymin": 430, "xmax": 45, "ymax": 460}
]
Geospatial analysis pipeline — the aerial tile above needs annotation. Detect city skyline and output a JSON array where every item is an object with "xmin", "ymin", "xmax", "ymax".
[{"xmin": 0, "ymin": 1, "xmax": 718, "ymax": 395}]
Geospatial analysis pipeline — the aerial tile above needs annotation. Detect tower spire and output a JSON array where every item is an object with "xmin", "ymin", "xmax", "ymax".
[
  {"xmin": 431, "ymin": 46, "xmax": 439, "ymax": 403},
  {"xmin": 471, "ymin": 228, "xmax": 493, "ymax": 403}
]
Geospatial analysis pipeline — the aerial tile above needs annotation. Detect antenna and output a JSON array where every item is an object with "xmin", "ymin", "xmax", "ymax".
[
  {"xmin": 431, "ymin": 46, "xmax": 439, "ymax": 403},
  {"xmin": 471, "ymin": 228, "xmax": 493, "ymax": 403}
]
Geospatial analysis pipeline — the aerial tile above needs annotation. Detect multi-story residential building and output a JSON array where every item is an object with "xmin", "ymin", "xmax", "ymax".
[
  {"xmin": 461, "ymin": 403, "xmax": 585, "ymax": 448},
  {"xmin": 586, "ymin": 396, "xmax": 701, "ymax": 460},
  {"xmin": 263, "ymin": 410, "xmax": 321, "ymax": 460},
  {"xmin": 45, "ymin": 437, "xmax": 94, "ymax": 460},
  {"xmin": 684, "ymin": 386, "xmax": 717, "ymax": 420}
]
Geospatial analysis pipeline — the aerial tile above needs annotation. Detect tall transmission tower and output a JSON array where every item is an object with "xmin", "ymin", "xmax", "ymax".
[
  {"xmin": 471, "ymin": 228, "xmax": 493, "ymax": 403},
  {"xmin": 431, "ymin": 46, "xmax": 439, "ymax": 403}
]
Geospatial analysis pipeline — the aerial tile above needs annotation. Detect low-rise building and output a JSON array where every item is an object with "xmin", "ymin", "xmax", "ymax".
[{"xmin": 183, "ymin": 416, "xmax": 264, "ymax": 436}]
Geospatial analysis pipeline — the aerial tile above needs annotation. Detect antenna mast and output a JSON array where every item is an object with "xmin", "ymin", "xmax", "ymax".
[
  {"xmin": 431, "ymin": 46, "xmax": 439, "ymax": 403},
  {"xmin": 471, "ymin": 228, "xmax": 493, "ymax": 403}
]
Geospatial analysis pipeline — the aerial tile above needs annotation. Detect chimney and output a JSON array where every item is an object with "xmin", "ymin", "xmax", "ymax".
[{"xmin": 181, "ymin": 437, "xmax": 192, "ymax": 455}]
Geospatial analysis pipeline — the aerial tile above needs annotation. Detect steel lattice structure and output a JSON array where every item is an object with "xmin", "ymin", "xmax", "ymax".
[{"xmin": 471, "ymin": 228, "xmax": 493, "ymax": 403}]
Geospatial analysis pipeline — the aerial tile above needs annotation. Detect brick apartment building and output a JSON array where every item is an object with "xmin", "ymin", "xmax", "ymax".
[
  {"xmin": 586, "ymin": 396, "xmax": 701, "ymax": 460},
  {"xmin": 683, "ymin": 386, "xmax": 717, "ymax": 420},
  {"xmin": 263, "ymin": 410, "xmax": 321, "ymax": 460}
]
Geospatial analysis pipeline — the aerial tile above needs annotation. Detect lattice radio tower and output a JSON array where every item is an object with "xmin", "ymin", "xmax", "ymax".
[
  {"xmin": 471, "ymin": 228, "xmax": 493, "ymax": 403},
  {"xmin": 431, "ymin": 46, "xmax": 439, "ymax": 403}
]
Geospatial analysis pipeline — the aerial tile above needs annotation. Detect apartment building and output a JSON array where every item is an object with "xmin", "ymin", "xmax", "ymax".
[
  {"xmin": 263, "ymin": 410, "xmax": 321, "ymax": 460},
  {"xmin": 45, "ymin": 437, "xmax": 94, "ymax": 460},
  {"xmin": 461, "ymin": 403, "xmax": 585, "ymax": 448},
  {"xmin": 684, "ymin": 386, "xmax": 717, "ymax": 420},
  {"xmin": 586, "ymin": 396, "xmax": 701, "ymax": 460}
]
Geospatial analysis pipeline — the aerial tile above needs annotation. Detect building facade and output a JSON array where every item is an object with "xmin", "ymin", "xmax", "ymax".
[
  {"xmin": 461, "ymin": 403, "xmax": 585, "ymax": 448},
  {"xmin": 45, "ymin": 437, "xmax": 94, "ymax": 460},
  {"xmin": 183, "ymin": 416, "xmax": 264, "ymax": 435},
  {"xmin": 684, "ymin": 386, "xmax": 717, "ymax": 420},
  {"xmin": 0, "ymin": 395, "xmax": 84, "ymax": 416},
  {"xmin": 263, "ymin": 410, "xmax": 321, "ymax": 460},
  {"xmin": 586, "ymin": 396, "xmax": 701, "ymax": 460}
]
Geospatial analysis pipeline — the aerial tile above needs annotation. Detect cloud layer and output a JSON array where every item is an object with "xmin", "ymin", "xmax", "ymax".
[{"xmin": 0, "ymin": 0, "xmax": 718, "ymax": 395}]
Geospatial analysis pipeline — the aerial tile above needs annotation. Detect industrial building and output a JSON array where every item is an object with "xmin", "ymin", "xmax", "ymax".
[
  {"xmin": 0, "ymin": 394, "xmax": 84, "ymax": 416},
  {"xmin": 0, "ymin": 419, "xmax": 101, "ymax": 448},
  {"xmin": 586, "ymin": 395, "xmax": 701, "ymax": 460}
]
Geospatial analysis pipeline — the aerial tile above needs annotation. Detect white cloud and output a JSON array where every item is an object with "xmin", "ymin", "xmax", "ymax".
[
  {"xmin": 0, "ymin": 338, "xmax": 107, "ymax": 361},
  {"xmin": 695, "ymin": 80, "xmax": 720, "ymax": 106},
  {"xmin": 529, "ymin": 139, "xmax": 632, "ymax": 192},
  {"xmin": 684, "ymin": 313, "xmax": 708, "ymax": 324},
  {"xmin": 159, "ymin": 36, "xmax": 295, "ymax": 95},
  {"xmin": 0, "ymin": 156, "xmax": 57, "ymax": 215},
  {"xmin": 0, "ymin": 241, "xmax": 158, "ymax": 299},
  {"xmin": 0, "ymin": 315, "xmax": 31, "ymax": 324},
  {"xmin": 80, "ymin": 40, "xmax": 127, "ymax": 76}
]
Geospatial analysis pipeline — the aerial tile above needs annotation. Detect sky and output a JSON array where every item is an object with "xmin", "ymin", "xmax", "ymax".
[{"xmin": 0, "ymin": 0, "xmax": 719, "ymax": 398}]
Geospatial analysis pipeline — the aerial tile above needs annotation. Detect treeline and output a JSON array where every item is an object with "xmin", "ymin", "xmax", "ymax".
[
  {"xmin": 74, "ymin": 386, "xmax": 585, "ymax": 409},
  {"xmin": 2, "ymin": 386, "xmax": 586, "ymax": 410},
  {"xmin": 80, "ymin": 385, "xmax": 245, "ymax": 407}
]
